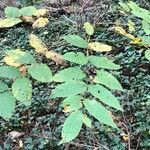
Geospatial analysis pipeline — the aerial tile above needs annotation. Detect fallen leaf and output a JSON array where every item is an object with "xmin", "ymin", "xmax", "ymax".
[
  {"xmin": 45, "ymin": 51, "xmax": 65, "ymax": 65},
  {"xmin": 88, "ymin": 42, "xmax": 112, "ymax": 52},
  {"xmin": 29, "ymin": 34, "xmax": 48, "ymax": 53},
  {"xmin": 32, "ymin": 17, "xmax": 49, "ymax": 28}
]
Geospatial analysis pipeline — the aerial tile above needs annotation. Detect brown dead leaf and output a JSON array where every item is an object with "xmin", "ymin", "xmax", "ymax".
[
  {"xmin": 19, "ymin": 65, "xmax": 27, "ymax": 76},
  {"xmin": 45, "ymin": 51, "xmax": 65, "ymax": 65}
]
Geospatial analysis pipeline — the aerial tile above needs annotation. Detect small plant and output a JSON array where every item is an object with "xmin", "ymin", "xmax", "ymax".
[
  {"xmin": 0, "ymin": 6, "xmax": 49, "ymax": 28},
  {"xmin": 50, "ymin": 22, "xmax": 124, "ymax": 144},
  {"xmin": 0, "ymin": 49, "xmax": 53, "ymax": 119}
]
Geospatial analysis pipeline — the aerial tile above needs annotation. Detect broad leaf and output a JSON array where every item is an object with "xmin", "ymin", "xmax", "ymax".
[
  {"xmin": 0, "ymin": 18, "xmax": 22, "ymax": 28},
  {"xmin": 63, "ymin": 52, "xmax": 88, "ymax": 65},
  {"xmin": 19, "ymin": 6, "xmax": 37, "ymax": 16},
  {"xmin": 5, "ymin": 7, "xmax": 20, "ymax": 18},
  {"xmin": 33, "ymin": 9, "xmax": 48, "ymax": 17},
  {"xmin": 83, "ymin": 22, "xmax": 94, "ymax": 36},
  {"xmin": 12, "ymin": 77, "xmax": 32, "ymax": 102},
  {"xmin": 94, "ymin": 70, "xmax": 123, "ymax": 91},
  {"xmin": 119, "ymin": 2, "xmax": 130, "ymax": 12},
  {"xmin": 88, "ymin": 42, "xmax": 112, "ymax": 52},
  {"xmin": 82, "ymin": 114, "xmax": 92, "ymax": 128},
  {"xmin": 63, "ymin": 95, "xmax": 83, "ymax": 112},
  {"xmin": 0, "ymin": 66, "xmax": 21, "ymax": 79},
  {"xmin": 89, "ymin": 56, "xmax": 121, "ymax": 70},
  {"xmin": 29, "ymin": 34, "xmax": 48, "ymax": 53},
  {"xmin": 88, "ymin": 84, "xmax": 123, "ymax": 111},
  {"xmin": 145, "ymin": 50, "xmax": 150, "ymax": 61},
  {"xmin": 63, "ymin": 35, "xmax": 88, "ymax": 48},
  {"xmin": 0, "ymin": 92, "xmax": 16, "ymax": 119},
  {"xmin": 6, "ymin": 49, "xmax": 36, "ymax": 65},
  {"xmin": 28, "ymin": 64, "xmax": 52, "ymax": 82},
  {"xmin": 83, "ymin": 99, "xmax": 117, "ymax": 128},
  {"xmin": 60, "ymin": 110, "xmax": 83, "ymax": 143},
  {"xmin": 142, "ymin": 20, "xmax": 150, "ymax": 35},
  {"xmin": 53, "ymin": 67, "xmax": 86, "ymax": 82},
  {"xmin": 51, "ymin": 81, "xmax": 87, "ymax": 98},
  {"xmin": 0, "ymin": 81, "xmax": 9, "ymax": 93}
]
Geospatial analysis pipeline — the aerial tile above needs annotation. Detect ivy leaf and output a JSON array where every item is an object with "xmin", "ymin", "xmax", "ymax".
[
  {"xmin": 0, "ymin": 81, "xmax": 9, "ymax": 93},
  {"xmin": 83, "ymin": 22, "xmax": 94, "ymax": 36},
  {"xmin": 82, "ymin": 114, "xmax": 92, "ymax": 128},
  {"xmin": 63, "ymin": 35, "xmax": 88, "ymax": 48},
  {"xmin": 145, "ymin": 49, "xmax": 150, "ymax": 61},
  {"xmin": 51, "ymin": 81, "xmax": 87, "ymax": 98},
  {"xmin": 53, "ymin": 67, "xmax": 86, "ymax": 82},
  {"xmin": 12, "ymin": 77, "xmax": 32, "ymax": 102},
  {"xmin": 94, "ymin": 70, "xmax": 124, "ymax": 91},
  {"xmin": 0, "ymin": 66, "xmax": 21, "ymax": 79},
  {"xmin": 142, "ymin": 20, "xmax": 150, "ymax": 35},
  {"xmin": 19, "ymin": 6, "xmax": 37, "ymax": 16},
  {"xmin": 60, "ymin": 110, "xmax": 83, "ymax": 144},
  {"xmin": 88, "ymin": 84, "xmax": 123, "ymax": 111},
  {"xmin": 5, "ymin": 7, "xmax": 20, "ymax": 18},
  {"xmin": 28, "ymin": 64, "xmax": 52, "ymax": 83},
  {"xmin": 63, "ymin": 95, "xmax": 83, "ymax": 112},
  {"xmin": 0, "ymin": 92, "xmax": 16, "ymax": 119},
  {"xmin": 63, "ymin": 52, "xmax": 88, "ymax": 65},
  {"xmin": 6, "ymin": 49, "xmax": 36, "ymax": 65},
  {"xmin": 32, "ymin": 17, "xmax": 49, "ymax": 28},
  {"xmin": 29, "ymin": 34, "xmax": 48, "ymax": 53},
  {"xmin": 89, "ymin": 56, "xmax": 121, "ymax": 70},
  {"xmin": 83, "ymin": 99, "xmax": 117, "ymax": 128},
  {"xmin": 88, "ymin": 42, "xmax": 112, "ymax": 52},
  {"xmin": 0, "ymin": 18, "xmax": 22, "ymax": 28}
]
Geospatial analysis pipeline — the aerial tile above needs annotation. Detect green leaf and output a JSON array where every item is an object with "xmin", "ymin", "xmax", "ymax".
[
  {"xmin": 51, "ymin": 81, "xmax": 87, "ymax": 98},
  {"xmin": 63, "ymin": 35, "xmax": 88, "ymax": 48},
  {"xmin": 60, "ymin": 110, "xmax": 83, "ymax": 143},
  {"xmin": 28, "ymin": 64, "xmax": 52, "ymax": 82},
  {"xmin": 142, "ymin": 20, "xmax": 150, "ymax": 35},
  {"xmin": 145, "ymin": 50, "xmax": 150, "ymax": 61},
  {"xmin": 53, "ymin": 67, "xmax": 86, "ymax": 82},
  {"xmin": 0, "ymin": 92, "xmax": 16, "ymax": 119},
  {"xmin": 83, "ymin": 99, "xmax": 117, "ymax": 128},
  {"xmin": 0, "ymin": 81, "xmax": 9, "ymax": 93},
  {"xmin": 63, "ymin": 95, "xmax": 83, "ymax": 112},
  {"xmin": 128, "ymin": 20, "xmax": 135, "ymax": 32},
  {"xmin": 89, "ymin": 56, "xmax": 121, "ymax": 70},
  {"xmin": 5, "ymin": 7, "xmax": 20, "ymax": 18},
  {"xmin": 0, "ymin": 18, "xmax": 22, "ymax": 28},
  {"xmin": 63, "ymin": 52, "xmax": 88, "ymax": 65},
  {"xmin": 83, "ymin": 22, "xmax": 94, "ymax": 36},
  {"xmin": 82, "ymin": 114, "xmax": 92, "ymax": 128},
  {"xmin": 88, "ymin": 84, "xmax": 123, "ymax": 111},
  {"xmin": 0, "ymin": 66, "xmax": 21, "ymax": 79},
  {"xmin": 6, "ymin": 49, "xmax": 36, "ymax": 65},
  {"xmin": 12, "ymin": 77, "xmax": 32, "ymax": 102},
  {"xmin": 19, "ymin": 6, "xmax": 37, "ymax": 16},
  {"xmin": 119, "ymin": 2, "xmax": 130, "ymax": 12},
  {"xmin": 94, "ymin": 70, "xmax": 123, "ymax": 91}
]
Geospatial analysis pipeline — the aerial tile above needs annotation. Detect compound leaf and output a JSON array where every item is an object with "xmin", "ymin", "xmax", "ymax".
[
  {"xmin": 82, "ymin": 114, "xmax": 92, "ymax": 128},
  {"xmin": 63, "ymin": 35, "xmax": 88, "ymax": 48},
  {"xmin": 83, "ymin": 99, "xmax": 117, "ymax": 128},
  {"xmin": 19, "ymin": 6, "xmax": 37, "ymax": 16},
  {"xmin": 88, "ymin": 84, "xmax": 123, "ymax": 111},
  {"xmin": 51, "ymin": 81, "xmax": 87, "ymax": 98},
  {"xmin": 12, "ymin": 77, "xmax": 32, "ymax": 102},
  {"xmin": 5, "ymin": 7, "xmax": 20, "ymax": 18},
  {"xmin": 89, "ymin": 55, "xmax": 121, "ymax": 70},
  {"xmin": 0, "ymin": 81, "xmax": 9, "ymax": 93},
  {"xmin": 53, "ymin": 67, "xmax": 86, "ymax": 82},
  {"xmin": 28, "ymin": 64, "xmax": 52, "ymax": 83},
  {"xmin": 94, "ymin": 70, "xmax": 123, "ymax": 91}
]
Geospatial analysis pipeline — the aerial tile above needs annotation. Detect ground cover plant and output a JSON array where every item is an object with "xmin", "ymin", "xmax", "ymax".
[{"xmin": 0, "ymin": 0, "xmax": 149, "ymax": 149}]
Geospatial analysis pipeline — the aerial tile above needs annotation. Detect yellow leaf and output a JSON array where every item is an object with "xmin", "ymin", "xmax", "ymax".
[
  {"xmin": 83, "ymin": 22, "xmax": 94, "ymax": 36},
  {"xmin": 32, "ymin": 17, "xmax": 49, "ymax": 28},
  {"xmin": 45, "ymin": 51, "xmax": 65, "ymax": 65},
  {"xmin": 115, "ymin": 26, "xmax": 127, "ymax": 35},
  {"xmin": 130, "ymin": 37, "xmax": 142, "ymax": 44},
  {"xmin": 29, "ymin": 34, "xmax": 48, "ymax": 53},
  {"xmin": 3, "ymin": 56, "xmax": 21, "ymax": 67},
  {"xmin": 88, "ymin": 42, "xmax": 112, "ymax": 52},
  {"xmin": 21, "ymin": 16, "xmax": 34, "ymax": 23},
  {"xmin": 33, "ymin": 9, "xmax": 48, "ymax": 17},
  {"xmin": 63, "ymin": 106, "xmax": 71, "ymax": 113},
  {"xmin": 120, "ymin": 133, "xmax": 129, "ymax": 141}
]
